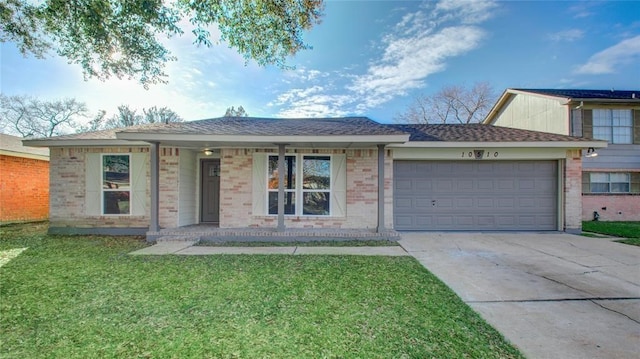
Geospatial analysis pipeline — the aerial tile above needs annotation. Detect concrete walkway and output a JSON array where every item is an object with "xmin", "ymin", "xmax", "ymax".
[
  {"xmin": 129, "ymin": 241, "xmax": 409, "ymax": 256},
  {"xmin": 399, "ymin": 232, "xmax": 640, "ymax": 359}
]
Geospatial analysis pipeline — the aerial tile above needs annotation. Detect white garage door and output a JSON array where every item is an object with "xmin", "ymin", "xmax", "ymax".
[{"xmin": 394, "ymin": 161, "xmax": 558, "ymax": 230}]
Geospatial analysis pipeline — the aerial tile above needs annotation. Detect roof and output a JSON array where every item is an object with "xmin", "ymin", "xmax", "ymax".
[
  {"xmin": 390, "ymin": 124, "xmax": 597, "ymax": 143},
  {"xmin": 511, "ymin": 89, "xmax": 640, "ymax": 100},
  {"xmin": 24, "ymin": 117, "xmax": 410, "ymax": 148},
  {"xmin": 0, "ymin": 133, "xmax": 49, "ymax": 159},
  {"xmin": 120, "ymin": 117, "xmax": 406, "ymax": 136},
  {"xmin": 22, "ymin": 117, "xmax": 606, "ymax": 149}
]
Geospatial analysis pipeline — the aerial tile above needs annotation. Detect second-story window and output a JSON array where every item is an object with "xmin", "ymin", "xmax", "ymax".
[{"xmin": 592, "ymin": 109, "xmax": 632, "ymax": 144}]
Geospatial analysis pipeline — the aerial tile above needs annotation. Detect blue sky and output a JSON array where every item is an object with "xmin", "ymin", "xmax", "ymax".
[{"xmin": 1, "ymin": 0, "xmax": 639, "ymax": 125}]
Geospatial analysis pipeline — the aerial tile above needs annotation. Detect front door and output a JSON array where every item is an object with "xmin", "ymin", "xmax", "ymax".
[{"xmin": 201, "ymin": 159, "xmax": 220, "ymax": 223}]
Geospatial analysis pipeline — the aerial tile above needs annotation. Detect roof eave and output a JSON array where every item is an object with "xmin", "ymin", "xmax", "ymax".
[
  {"xmin": 22, "ymin": 139, "xmax": 150, "ymax": 147},
  {"xmin": 115, "ymin": 132, "xmax": 410, "ymax": 145},
  {"xmin": 389, "ymin": 140, "xmax": 608, "ymax": 148},
  {"xmin": 564, "ymin": 98, "xmax": 640, "ymax": 106}
]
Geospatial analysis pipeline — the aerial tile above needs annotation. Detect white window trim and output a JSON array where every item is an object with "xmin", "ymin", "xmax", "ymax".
[
  {"xmin": 101, "ymin": 153, "xmax": 132, "ymax": 216},
  {"xmin": 589, "ymin": 172, "xmax": 630, "ymax": 194},
  {"xmin": 266, "ymin": 154, "xmax": 333, "ymax": 217},
  {"xmin": 592, "ymin": 109, "xmax": 633, "ymax": 144}
]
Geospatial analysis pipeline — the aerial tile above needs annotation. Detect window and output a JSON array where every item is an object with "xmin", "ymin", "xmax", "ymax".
[
  {"xmin": 592, "ymin": 109, "xmax": 632, "ymax": 144},
  {"xmin": 590, "ymin": 173, "xmax": 630, "ymax": 193},
  {"xmin": 102, "ymin": 154, "xmax": 131, "ymax": 214},
  {"xmin": 302, "ymin": 156, "xmax": 331, "ymax": 215},
  {"xmin": 267, "ymin": 155, "xmax": 331, "ymax": 216},
  {"xmin": 268, "ymin": 155, "xmax": 296, "ymax": 215}
]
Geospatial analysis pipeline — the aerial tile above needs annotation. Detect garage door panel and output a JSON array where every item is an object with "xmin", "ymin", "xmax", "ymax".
[
  {"xmin": 394, "ymin": 160, "xmax": 558, "ymax": 230},
  {"xmin": 415, "ymin": 198, "xmax": 432, "ymax": 209},
  {"xmin": 456, "ymin": 198, "xmax": 473, "ymax": 207},
  {"xmin": 415, "ymin": 180, "xmax": 432, "ymax": 190},
  {"xmin": 395, "ymin": 197, "xmax": 413, "ymax": 209},
  {"xmin": 457, "ymin": 216, "xmax": 474, "ymax": 226},
  {"xmin": 415, "ymin": 216, "xmax": 432, "ymax": 226},
  {"xmin": 457, "ymin": 179, "xmax": 474, "ymax": 190},
  {"xmin": 395, "ymin": 179, "xmax": 413, "ymax": 190}
]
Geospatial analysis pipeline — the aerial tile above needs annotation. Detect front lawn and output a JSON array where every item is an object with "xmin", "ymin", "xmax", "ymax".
[
  {"xmin": 582, "ymin": 221, "xmax": 640, "ymax": 246},
  {"xmin": 1, "ymin": 223, "xmax": 522, "ymax": 358}
]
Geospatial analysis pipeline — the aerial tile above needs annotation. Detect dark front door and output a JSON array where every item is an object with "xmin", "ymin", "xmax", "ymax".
[{"xmin": 201, "ymin": 159, "xmax": 220, "ymax": 223}]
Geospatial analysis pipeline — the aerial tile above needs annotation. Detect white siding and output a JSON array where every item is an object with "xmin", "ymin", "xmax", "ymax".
[
  {"xmin": 492, "ymin": 94, "xmax": 569, "ymax": 135},
  {"xmin": 178, "ymin": 149, "xmax": 197, "ymax": 226},
  {"xmin": 252, "ymin": 152, "xmax": 267, "ymax": 216}
]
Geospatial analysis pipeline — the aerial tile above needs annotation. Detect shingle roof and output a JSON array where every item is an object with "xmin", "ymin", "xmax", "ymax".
[
  {"xmin": 0, "ymin": 133, "xmax": 49, "ymax": 156},
  {"xmin": 24, "ymin": 118, "xmax": 596, "ymax": 145},
  {"xmin": 120, "ymin": 116, "xmax": 407, "ymax": 136},
  {"xmin": 390, "ymin": 124, "xmax": 594, "ymax": 142},
  {"xmin": 513, "ymin": 89, "xmax": 640, "ymax": 100}
]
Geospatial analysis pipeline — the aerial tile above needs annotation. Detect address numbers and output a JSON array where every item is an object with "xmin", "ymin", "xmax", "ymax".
[{"xmin": 461, "ymin": 150, "xmax": 499, "ymax": 159}]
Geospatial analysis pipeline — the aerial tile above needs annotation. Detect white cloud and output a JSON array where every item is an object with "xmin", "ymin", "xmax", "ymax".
[
  {"xmin": 434, "ymin": 0, "xmax": 497, "ymax": 24},
  {"xmin": 548, "ymin": 29, "xmax": 584, "ymax": 42},
  {"xmin": 270, "ymin": 0, "xmax": 495, "ymax": 117},
  {"xmin": 574, "ymin": 35, "xmax": 640, "ymax": 74}
]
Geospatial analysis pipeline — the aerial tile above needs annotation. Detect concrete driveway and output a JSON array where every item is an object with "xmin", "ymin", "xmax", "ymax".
[{"xmin": 399, "ymin": 232, "xmax": 640, "ymax": 359}]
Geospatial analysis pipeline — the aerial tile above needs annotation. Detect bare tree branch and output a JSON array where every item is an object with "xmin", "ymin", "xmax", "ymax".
[
  {"xmin": 395, "ymin": 82, "xmax": 497, "ymax": 124},
  {"xmin": 0, "ymin": 94, "xmax": 88, "ymax": 137}
]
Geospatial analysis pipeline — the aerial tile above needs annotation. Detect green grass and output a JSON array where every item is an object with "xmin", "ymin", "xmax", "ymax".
[
  {"xmin": 582, "ymin": 221, "xmax": 640, "ymax": 246},
  {"xmin": 1, "ymin": 222, "xmax": 522, "ymax": 358}
]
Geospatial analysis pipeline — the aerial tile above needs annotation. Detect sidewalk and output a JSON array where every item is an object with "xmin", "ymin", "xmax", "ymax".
[{"xmin": 129, "ymin": 241, "xmax": 409, "ymax": 256}]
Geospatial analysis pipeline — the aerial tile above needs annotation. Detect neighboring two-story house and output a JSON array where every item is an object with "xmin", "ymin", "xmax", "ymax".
[{"xmin": 484, "ymin": 89, "xmax": 640, "ymax": 221}]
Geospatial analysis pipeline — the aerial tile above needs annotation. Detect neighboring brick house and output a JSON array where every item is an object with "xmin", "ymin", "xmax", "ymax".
[
  {"xmin": 484, "ymin": 89, "xmax": 640, "ymax": 221},
  {"xmin": 24, "ymin": 117, "xmax": 603, "ymax": 240},
  {"xmin": 0, "ymin": 133, "xmax": 50, "ymax": 224}
]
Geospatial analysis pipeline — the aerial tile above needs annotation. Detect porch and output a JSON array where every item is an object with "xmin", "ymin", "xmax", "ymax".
[{"xmin": 147, "ymin": 224, "xmax": 401, "ymax": 243}]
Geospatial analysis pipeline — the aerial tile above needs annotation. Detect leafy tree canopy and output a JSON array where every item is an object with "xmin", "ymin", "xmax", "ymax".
[{"xmin": 1, "ymin": 0, "xmax": 324, "ymax": 87}]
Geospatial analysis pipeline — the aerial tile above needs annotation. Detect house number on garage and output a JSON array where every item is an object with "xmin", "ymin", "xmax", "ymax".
[{"xmin": 461, "ymin": 150, "xmax": 499, "ymax": 159}]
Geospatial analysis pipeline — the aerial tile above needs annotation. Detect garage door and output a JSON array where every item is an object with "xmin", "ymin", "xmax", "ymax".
[{"xmin": 394, "ymin": 161, "xmax": 558, "ymax": 230}]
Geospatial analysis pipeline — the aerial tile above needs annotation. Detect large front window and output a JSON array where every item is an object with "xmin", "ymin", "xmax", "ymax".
[
  {"xmin": 102, "ymin": 154, "xmax": 131, "ymax": 214},
  {"xmin": 590, "ymin": 172, "xmax": 630, "ymax": 193},
  {"xmin": 268, "ymin": 155, "xmax": 331, "ymax": 216},
  {"xmin": 592, "ymin": 109, "xmax": 632, "ymax": 144}
]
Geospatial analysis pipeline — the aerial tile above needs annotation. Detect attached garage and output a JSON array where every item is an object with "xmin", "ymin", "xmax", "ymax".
[{"xmin": 393, "ymin": 160, "xmax": 558, "ymax": 231}]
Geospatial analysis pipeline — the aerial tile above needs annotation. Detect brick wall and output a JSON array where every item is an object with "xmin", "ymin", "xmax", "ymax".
[
  {"xmin": 159, "ymin": 147, "xmax": 179, "ymax": 228},
  {"xmin": 49, "ymin": 147, "xmax": 149, "ymax": 229},
  {"xmin": 582, "ymin": 195, "xmax": 640, "ymax": 221},
  {"xmin": 219, "ymin": 148, "xmax": 393, "ymax": 230},
  {"xmin": 564, "ymin": 150, "xmax": 583, "ymax": 232},
  {"xmin": 0, "ymin": 154, "xmax": 49, "ymax": 223}
]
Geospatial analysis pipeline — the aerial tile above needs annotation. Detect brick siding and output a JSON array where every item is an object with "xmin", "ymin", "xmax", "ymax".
[
  {"xmin": 564, "ymin": 150, "xmax": 583, "ymax": 232},
  {"xmin": 219, "ymin": 148, "xmax": 393, "ymax": 229},
  {"xmin": 582, "ymin": 195, "xmax": 640, "ymax": 221},
  {"xmin": 0, "ymin": 154, "xmax": 49, "ymax": 223},
  {"xmin": 48, "ymin": 147, "xmax": 149, "ymax": 229}
]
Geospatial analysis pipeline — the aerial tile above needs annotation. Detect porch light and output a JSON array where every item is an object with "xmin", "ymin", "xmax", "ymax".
[
  {"xmin": 203, "ymin": 149, "xmax": 213, "ymax": 156},
  {"xmin": 585, "ymin": 147, "xmax": 598, "ymax": 158}
]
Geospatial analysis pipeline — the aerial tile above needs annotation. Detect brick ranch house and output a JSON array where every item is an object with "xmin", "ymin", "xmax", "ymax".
[
  {"xmin": 23, "ymin": 117, "xmax": 605, "ymax": 240},
  {"xmin": 1, "ymin": 133, "xmax": 50, "ymax": 224}
]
